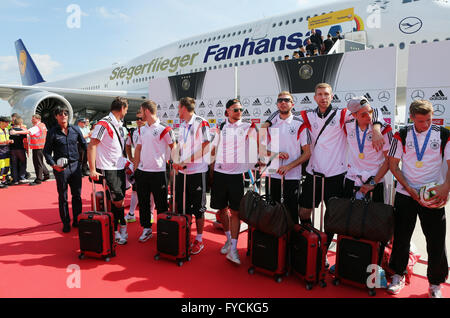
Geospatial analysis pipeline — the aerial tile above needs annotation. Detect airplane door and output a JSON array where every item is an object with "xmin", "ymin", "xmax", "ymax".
[{"xmin": 250, "ymin": 23, "xmax": 270, "ymax": 41}]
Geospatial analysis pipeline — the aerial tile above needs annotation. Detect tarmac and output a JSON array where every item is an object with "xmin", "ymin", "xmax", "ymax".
[{"xmin": 17, "ymin": 154, "xmax": 450, "ymax": 284}]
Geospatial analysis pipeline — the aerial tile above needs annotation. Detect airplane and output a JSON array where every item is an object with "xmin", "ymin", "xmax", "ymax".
[{"xmin": 1, "ymin": 0, "xmax": 449, "ymax": 128}]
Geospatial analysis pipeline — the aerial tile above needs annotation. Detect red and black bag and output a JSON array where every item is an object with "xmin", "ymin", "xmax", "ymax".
[
  {"xmin": 289, "ymin": 173, "xmax": 327, "ymax": 290},
  {"xmin": 155, "ymin": 166, "xmax": 191, "ymax": 266},
  {"xmin": 78, "ymin": 178, "xmax": 116, "ymax": 261}
]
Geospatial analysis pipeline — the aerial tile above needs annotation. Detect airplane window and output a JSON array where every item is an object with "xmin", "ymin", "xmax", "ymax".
[
  {"xmin": 399, "ymin": 42, "xmax": 405, "ymax": 49},
  {"xmin": 243, "ymin": 30, "xmax": 246, "ymax": 34},
  {"xmin": 273, "ymin": 23, "xmax": 276, "ymax": 28},
  {"xmin": 228, "ymin": 34, "xmax": 231, "ymax": 37},
  {"xmin": 314, "ymin": 14, "xmax": 318, "ymax": 17},
  {"xmin": 299, "ymin": 17, "xmax": 303, "ymax": 22},
  {"xmin": 379, "ymin": 44, "xmax": 384, "ymax": 48},
  {"xmin": 214, "ymin": 66, "xmax": 217, "ymax": 69},
  {"xmin": 410, "ymin": 41, "xmax": 416, "ymax": 44},
  {"xmin": 209, "ymin": 67, "xmax": 212, "ymax": 70},
  {"xmin": 224, "ymin": 64, "xmax": 227, "ymax": 68},
  {"xmin": 389, "ymin": 43, "xmax": 394, "ymax": 47},
  {"xmin": 433, "ymin": 39, "xmax": 439, "ymax": 42},
  {"xmin": 233, "ymin": 32, "xmax": 236, "ymax": 36},
  {"xmin": 234, "ymin": 62, "xmax": 238, "ymax": 66},
  {"xmin": 278, "ymin": 56, "xmax": 282, "ymax": 61},
  {"xmin": 229, "ymin": 63, "xmax": 233, "ymax": 67},
  {"xmin": 252, "ymin": 60, "xmax": 256, "ymax": 64},
  {"xmin": 279, "ymin": 22, "xmax": 282, "ymax": 26},
  {"xmin": 264, "ymin": 58, "xmax": 269, "ymax": 62},
  {"xmin": 307, "ymin": 16, "xmax": 310, "ymax": 20},
  {"xmin": 446, "ymin": 38, "xmax": 450, "ymax": 41},
  {"xmin": 199, "ymin": 40, "xmax": 202, "ymax": 44},
  {"xmin": 240, "ymin": 61, "xmax": 244, "ymax": 66},
  {"xmin": 218, "ymin": 65, "xmax": 222, "ymax": 69},
  {"xmin": 421, "ymin": 40, "xmax": 427, "ymax": 43},
  {"xmin": 213, "ymin": 37, "xmax": 216, "ymax": 40},
  {"xmin": 246, "ymin": 61, "xmax": 250, "ymax": 65},
  {"xmin": 292, "ymin": 19, "xmax": 296, "ymax": 23},
  {"xmin": 258, "ymin": 59, "xmax": 262, "ymax": 63},
  {"xmin": 285, "ymin": 21, "xmax": 289, "ymax": 25},
  {"xmin": 249, "ymin": 29, "xmax": 252, "ymax": 32},
  {"xmin": 238, "ymin": 31, "xmax": 241, "ymax": 35}
]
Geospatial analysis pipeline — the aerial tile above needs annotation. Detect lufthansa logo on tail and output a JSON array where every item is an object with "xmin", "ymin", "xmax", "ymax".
[{"xmin": 19, "ymin": 50, "xmax": 27, "ymax": 75}]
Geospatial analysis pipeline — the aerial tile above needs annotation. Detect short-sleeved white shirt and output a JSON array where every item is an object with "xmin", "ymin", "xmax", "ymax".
[
  {"xmin": 91, "ymin": 113, "xmax": 128, "ymax": 170},
  {"xmin": 178, "ymin": 114, "xmax": 211, "ymax": 175},
  {"xmin": 136, "ymin": 119, "xmax": 175, "ymax": 172},
  {"xmin": 212, "ymin": 119, "xmax": 258, "ymax": 175},
  {"xmin": 261, "ymin": 114, "xmax": 311, "ymax": 180},
  {"xmin": 345, "ymin": 119, "xmax": 393, "ymax": 184},
  {"xmin": 389, "ymin": 124, "xmax": 450, "ymax": 196}
]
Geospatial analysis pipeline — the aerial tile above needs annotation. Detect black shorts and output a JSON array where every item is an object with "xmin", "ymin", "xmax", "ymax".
[
  {"xmin": 210, "ymin": 171, "xmax": 244, "ymax": 212},
  {"xmin": 299, "ymin": 172, "xmax": 345, "ymax": 209},
  {"xmin": 175, "ymin": 172, "xmax": 207, "ymax": 219},
  {"xmin": 100, "ymin": 169, "xmax": 126, "ymax": 202}
]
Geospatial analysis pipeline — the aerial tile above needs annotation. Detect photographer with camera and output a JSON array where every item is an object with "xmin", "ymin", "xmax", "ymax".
[{"xmin": 43, "ymin": 105, "xmax": 87, "ymax": 233}]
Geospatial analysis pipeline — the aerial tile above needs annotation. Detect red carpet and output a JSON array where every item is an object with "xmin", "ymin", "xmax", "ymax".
[{"xmin": 0, "ymin": 178, "xmax": 448, "ymax": 298}]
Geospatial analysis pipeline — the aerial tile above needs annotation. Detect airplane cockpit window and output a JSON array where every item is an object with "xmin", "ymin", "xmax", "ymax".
[
  {"xmin": 399, "ymin": 42, "xmax": 405, "ymax": 49},
  {"xmin": 402, "ymin": 0, "xmax": 420, "ymax": 3}
]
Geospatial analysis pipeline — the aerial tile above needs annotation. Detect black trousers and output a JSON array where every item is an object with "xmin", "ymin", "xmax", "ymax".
[
  {"xmin": 54, "ymin": 161, "xmax": 82, "ymax": 226},
  {"xmin": 265, "ymin": 177, "xmax": 300, "ymax": 225},
  {"xmin": 389, "ymin": 193, "xmax": 448, "ymax": 285},
  {"xmin": 135, "ymin": 170, "xmax": 168, "ymax": 228},
  {"xmin": 32, "ymin": 149, "xmax": 49, "ymax": 182}
]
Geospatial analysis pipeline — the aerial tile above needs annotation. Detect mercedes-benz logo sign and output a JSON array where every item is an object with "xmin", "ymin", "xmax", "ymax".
[
  {"xmin": 253, "ymin": 108, "xmax": 262, "ymax": 116},
  {"xmin": 411, "ymin": 89, "xmax": 425, "ymax": 100},
  {"xmin": 242, "ymin": 98, "xmax": 250, "ymax": 107},
  {"xmin": 433, "ymin": 104, "xmax": 445, "ymax": 116},
  {"xmin": 299, "ymin": 64, "xmax": 313, "ymax": 80},
  {"xmin": 378, "ymin": 91, "xmax": 391, "ymax": 103},
  {"xmin": 264, "ymin": 97, "xmax": 273, "ymax": 106},
  {"xmin": 399, "ymin": 17, "xmax": 423, "ymax": 34},
  {"xmin": 345, "ymin": 93, "xmax": 356, "ymax": 102}
]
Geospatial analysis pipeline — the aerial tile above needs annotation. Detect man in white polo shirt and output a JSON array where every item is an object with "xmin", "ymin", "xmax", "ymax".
[
  {"xmin": 88, "ymin": 97, "xmax": 129, "ymax": 245},
  {"xmin": 173, "ymin": 97, "xmax": 211, "ymax": 255},
  {"xmin": 387, "ymin": 99, "xmax": 449, "ymax": 298},
  {"xmin": 343, "ymin": 96, "xmax": 393, "ymax": 201},
  {"xmin": 210, "ymin": 98, "xmax": 258, "ymax": 265},
  {"xmin": 133, "ymin": 100, "xmax": 175, "ymax": 242},
  {"xmin": 260, "ymin": 91, "xmax": 312, "ymax": 225}
]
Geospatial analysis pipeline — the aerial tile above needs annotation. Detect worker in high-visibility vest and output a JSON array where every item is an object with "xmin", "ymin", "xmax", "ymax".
[
  {"xmin": 0, "ymin": 116, "xmax": 13, "ymax": 189},
  {"xmin": 28, "ymin": 114, "xmax": 50, "ymax": 185}
]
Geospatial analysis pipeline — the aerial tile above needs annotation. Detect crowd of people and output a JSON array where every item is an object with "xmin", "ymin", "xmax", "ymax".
[
  {"xmin": 284, "ymin": 29, "xmax": 344, "ymax": 60},
  {"xmin": 0, "ymin": 80, "xmax": 448, "ymax": 298}
]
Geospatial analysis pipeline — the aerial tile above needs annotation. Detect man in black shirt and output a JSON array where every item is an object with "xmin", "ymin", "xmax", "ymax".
[
  {"xmin": 323, "ymin": 34, "xmax": 334, "ymax": 54},
  {"xmin": 305, "ymin": 38, "xmax": 319, "ymax": 56},
  {"xmin": 43, "ymin": 105, "xmax": 87, "ymax": 233},
  {"xmin": 310, "ymin": 29, "xmax": 323, "ymax": 51},
  {"xmin": 9, "ymin": 117, "xmax": 28, "ymax": 184}
]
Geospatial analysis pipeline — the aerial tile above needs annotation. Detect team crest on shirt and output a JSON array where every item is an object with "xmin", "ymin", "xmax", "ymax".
[
  {"xmin": 329, "ymin": 119, "xmax": 337, "ymax": 126},
  {"xmin": 289, "ymin": 126, "xmax": 296, "ymax": 135},
  {"xmin": 407, "ymin": 141, "xmax": 414, "ymax": 149},
  {"xmin": 152, "ymin": 129, "xmax": 159, "ymax": 137},
  {"xmin": 430, "ymin": 141, "xmax": 440, "ymax": 151},
  {"xmin": 238, "ymin": 128, "xmax": 245, "ymax": 136},
  {"xmin": 313, "ymin": 122, "xmax": 319, "ymax": 129},
  {"xmin": 367, "ymin": 133, "xmax": 373, "ymax": 141},
  {"xmin": 349, "ymin": 130, "xmax": 355, "ymax": 138}
]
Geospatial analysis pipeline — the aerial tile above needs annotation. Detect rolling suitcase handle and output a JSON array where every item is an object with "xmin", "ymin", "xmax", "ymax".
[
  {"xmin": 90, "ymin": 172, "xmax": 108, "ymax": 213},
  {"xmin": 312, "ymin": 171, "xmax": 325, "ymax": 232}
]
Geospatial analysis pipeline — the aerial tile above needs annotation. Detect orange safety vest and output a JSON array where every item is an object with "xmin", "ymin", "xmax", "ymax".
[{"xmin": 29, "ymin": 122, "xmax": 47, "ymax": 150}]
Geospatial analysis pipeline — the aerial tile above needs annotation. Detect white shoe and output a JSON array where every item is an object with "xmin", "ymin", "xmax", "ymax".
[
  {"xmin": 220, "ymin": 239, "xmax": 231, "ymax": 255},
  {"xmin": 125, "ymin": 213, "xmax": 136, "ymax": 223},
  {"xmin": 226, "ymin": 249, "xmax": 241, "ymax": 265},
  {"xmin": 118, "ymin": 225, "xmax": 128, "ymax": 244},
  {"xmin": 429, "ymin": 284, "xmax": 443, "ymax": 298},
  {"xmin": 115, "ymin": 231, "xmax": 127, "ymax": 245},
  {"xmin": 139, "ymin": 228, "xmax": 153, "ymax": 243},
  {"xmin": 387, "ymin": 274, "xmax": 405, "ymax": 295}
]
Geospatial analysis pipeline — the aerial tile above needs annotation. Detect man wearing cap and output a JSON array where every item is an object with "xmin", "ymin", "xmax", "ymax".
[
  {"xmin": 343, "ymin": 97, "xmax": 393, "ymax": 201},
  {"xmin": 77, "ymin": 118, "xmax": 91, "ymax": 176},
  {"xmin": 44, "ymin": 105, "xmax": 87, "ymax": 233},
  {"xmin": 210, "ymin": 98, "xmax": 258, "ymax": 264}
]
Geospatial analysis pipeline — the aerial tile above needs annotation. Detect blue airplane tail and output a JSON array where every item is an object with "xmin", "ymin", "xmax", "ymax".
[{"xmin": 15, "ymin": 39, "xmax": 45, "ymax": 86}]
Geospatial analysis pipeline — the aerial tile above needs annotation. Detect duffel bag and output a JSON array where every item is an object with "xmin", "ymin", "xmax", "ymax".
[{"xmin": 325, "ymin": 197, "xmax": 394, "ymax": 243}]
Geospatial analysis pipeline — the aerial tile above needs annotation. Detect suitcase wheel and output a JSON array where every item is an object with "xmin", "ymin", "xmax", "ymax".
[
  {"xmin": 104, "ymin": 257, "xmax": 111, "ymax": 262},
  {"xmin": 306, "ymin": 282, "xmax": 313, "ymax": 291},
  {"xmin": 275, "ymin": 275, "xmax": 283, "ymax": 283},
  {"xmin": 177, "ymin": 260, "xmax": 184, "ymax": 267},
  {"xmin": 368, "ymin": 289, "xmax": 376, "ymax": 297},
  {"xmin": 187, "ymin": 256, "xmax": 191, "ymax": 262},
  {"xmin": 332, "ymin": 278, "xmax": 340, "ymax": 286},
  {"xmin": 78, "ymin": 253, "xmax": 85, "ymax": 260},
  {"xmin": 248, "ymin": 267, "xmax": 255, "ymax": 275},
  {"xmin": 320, "ymin": 280, "xmax": 327, "ymax": 288},
  {"xmin": 154, "ymin": 254, "xmax": 160, "ymax": 261}
]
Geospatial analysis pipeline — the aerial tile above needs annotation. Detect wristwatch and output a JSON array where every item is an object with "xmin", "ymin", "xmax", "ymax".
[{"xmin": 369, "ymin": 179, "xmax": 377, "ymax": 186}]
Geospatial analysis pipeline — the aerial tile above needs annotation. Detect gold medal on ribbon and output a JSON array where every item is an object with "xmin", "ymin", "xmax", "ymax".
[
  {"xmin": 359, "ymin": 153, "xmax": 365, "ymax": 160},
  {"xmin": 415, "ymin": 161, "xmax": 423, "ymax": 168}
]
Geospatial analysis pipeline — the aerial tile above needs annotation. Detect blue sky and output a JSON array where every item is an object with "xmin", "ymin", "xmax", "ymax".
[{"xmin": 0, "ymin": 0, "xmax": 336, "ymax": 115}]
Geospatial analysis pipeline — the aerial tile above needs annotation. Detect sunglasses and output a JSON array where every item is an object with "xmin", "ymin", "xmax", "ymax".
[
  {"xmin": 57, "ymin": 111, "xmax": 69, "ymax": 116},
  {"xmin": 277, "ymin": 98, "xmax": 292, "ymax": 103},
  {"xmin": 136, "ymin": 117, "xmax": 143, "ymax": 121},
  {"xmin": 360, "ymin": 109, "xmax": 374, "ymax": 118},
  {"xmin": 232, "ymin": 108, "xmax": 244, "ymax": 113}
]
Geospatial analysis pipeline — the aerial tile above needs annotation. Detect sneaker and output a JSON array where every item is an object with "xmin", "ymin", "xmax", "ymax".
[
  {"xmin": 226, "ymin": 249, "xmax": 241, "ymax": 265},
  {"xmin": 115, "ymin": 231, "xmax": 127, "ymax": 245},
  {"xmin": 119, "ymin": 225, "xmax": 128, "ymax": 240},
  {"xmin": 220, "ymin": 239, "xmax": 231, "ymax": 255},
  {"xmin": 387, "ymin": 274, "xmax": 405, "ymax": 295},
  {"xmin": 139, "ymin": 228, "xmax": 153, "ymax": 242},
  {"xmin": 329, "ymin": 264, "xmax": 335, "ymax": 275},
  {"xmin": 191, "ymin": 240, "xmax": 204, "ymax": 255},
  {"xmin": 429, "ymin": 284, "xmax": 443, "ymax": 298},
  {"xmin": 125, "ymin": 213, "xmax": 136, "ymax": 223}
]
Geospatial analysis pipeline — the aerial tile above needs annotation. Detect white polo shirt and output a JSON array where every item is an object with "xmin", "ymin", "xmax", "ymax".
[
  {"xmin": 178, "ymin": 114, "xmax": 211, "ymax": 175},
  {"xmin": 345, "ymin": 119, "xmax": 393, "ymax": 184},
  {"xmin": 91, "ymin": 113, "xmax": 128, "ymax": 170},
  {"xmin": 137, "ymin": 119, "xmax": 175, "ymax": 172},
  {"xmin": 212, "ymin": 118, "xmax": 258, "ymax": 175},
  {"xmin": 389, "ymin": 124, "xmax": 450, "ymax": 197},
  {"xmin": 261, "ymin": 114, "xmax": 311, "ymax": 180},
  {"xmin": 126, "ymin": 127, "xmax": 141, "ymax": 148}
]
